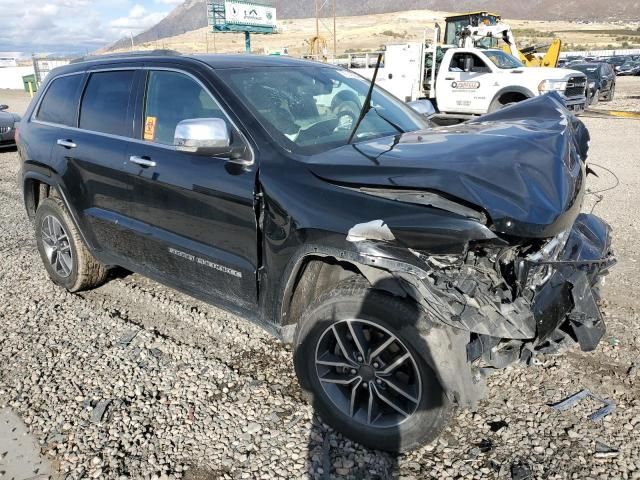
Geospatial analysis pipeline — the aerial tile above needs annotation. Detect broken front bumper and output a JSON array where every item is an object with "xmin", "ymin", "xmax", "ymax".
[{"xmin": 529, "ymin": 213, "xmax": 615, "ymax": 351}]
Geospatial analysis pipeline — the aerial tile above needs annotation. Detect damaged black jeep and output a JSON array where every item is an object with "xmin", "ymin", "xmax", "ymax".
[{"xmin": 19, "ymin": 54, "xmax": 614, "ymax": 453}]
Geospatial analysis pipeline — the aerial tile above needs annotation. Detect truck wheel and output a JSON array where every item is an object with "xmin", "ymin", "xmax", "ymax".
[
  {"xmin": 607, "ymin": 84, "xmax": 615, "ymax": 101},
  {"xmin": 34, "ymin": 197, "xmax": 108, "ymax": 292},
  {"xmin": 332, "ymin": 100, "xmax": 360, "ymax": 130},
  {"xmin": 293, "ymin": 279, "xmax": 452, "ymax": 452}
]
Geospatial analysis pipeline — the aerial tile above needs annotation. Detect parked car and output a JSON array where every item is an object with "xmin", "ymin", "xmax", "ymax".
[
  {"xmin": 566, "ymin": 62, "xmax": 616, "ymax": 105},
  {"xmin": 618, "ymin": 60, "xmax": 640, "ymax": 76},
  {"xmin": 604, "ymin": 55, "xmax": 628, "ymax": 73},
  {"xmin": 0, "ymin": 104, "xmax": 20, "ymax": 149},
  {"xmin": 17, "ymin": 52, "xmax": 615, "ymax": 452}
]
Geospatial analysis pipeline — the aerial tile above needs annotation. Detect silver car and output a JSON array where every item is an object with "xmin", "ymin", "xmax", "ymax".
[{"xmin": 0, "ymin": 104, "xmax": 20, "ymax": 148}]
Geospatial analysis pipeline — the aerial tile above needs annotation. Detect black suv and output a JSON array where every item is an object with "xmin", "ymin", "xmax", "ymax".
[
  {"xmin": 567, "ymin": 62, "xmax": 616, "ymax": 105},
  {"xmin": 18, "ymin": 52, "xmax": 615, "ymax": 452}
]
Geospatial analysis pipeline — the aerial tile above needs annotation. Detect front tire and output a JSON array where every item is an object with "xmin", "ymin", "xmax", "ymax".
[
  {"xmin": 293, "ymin": 280, "xmax": 452, "ymax": 452},
  {"xmin": 34, "ymin": 197, "xmax": 108, "ymax": 292}
]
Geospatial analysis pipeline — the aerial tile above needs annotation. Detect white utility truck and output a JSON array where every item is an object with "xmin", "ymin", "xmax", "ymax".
[{"xmin": 338, "ymin": 39, "xmax": 587, "ymax": 117}]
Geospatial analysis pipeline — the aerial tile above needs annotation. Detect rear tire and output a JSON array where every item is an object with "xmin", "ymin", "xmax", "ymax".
[
  {"xmin": 34, "ymin": 197, "xmax": 108, "ymax": 292},
  {"xmin": 293, "ymin": 279, "xmax": 452, "ymax": 452}
]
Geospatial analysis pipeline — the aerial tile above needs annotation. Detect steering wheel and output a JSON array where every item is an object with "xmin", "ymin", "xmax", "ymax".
[{"xmin": 295, "ymin": 118, "xmax": 340, "ymax": 145}]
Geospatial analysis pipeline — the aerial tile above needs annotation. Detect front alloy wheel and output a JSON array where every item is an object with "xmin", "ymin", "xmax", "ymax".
[
  {"xmin": 294, "ymin": 280, "xmax": 452, "ymax": 452},
  {"xmin": 315, "ymin": 319, "xmax": 422, "ymax": 428}
]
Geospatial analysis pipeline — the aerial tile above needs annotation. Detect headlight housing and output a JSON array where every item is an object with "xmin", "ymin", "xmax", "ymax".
[
  {"xmin": 588, "ymin": 82, "xmax": 596, "ymax": 89},
  {"xmin": 538, "ymin": 79, "xmax": 567, "ymax": 94}
]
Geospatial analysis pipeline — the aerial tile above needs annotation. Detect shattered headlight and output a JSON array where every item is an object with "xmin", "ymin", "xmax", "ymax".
[
  {"xmin": 538, "ymin": 79, "xmax": 567, "ymax": 94},
  {"xmin": 523, "ymin": 229, "xmax": 571, "ymax": 288}
]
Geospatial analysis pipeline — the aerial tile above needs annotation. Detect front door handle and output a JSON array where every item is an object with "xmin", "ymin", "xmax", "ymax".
[
  {"xmin": 444, "ymin": 77, "xmax": 455, "ymax": 81},
  {"xmin": 57, "ymin": 139, "xmax": 77, "ymax": 149},
  {"xmin": 129, "ymin": 156, "xmax": 156, "ymax": 168}
]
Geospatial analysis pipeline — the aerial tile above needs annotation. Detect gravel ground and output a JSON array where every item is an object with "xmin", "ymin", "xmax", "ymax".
[{"xmin": 0, "ymin": 80, "xmax": 639, "ymax": 480}]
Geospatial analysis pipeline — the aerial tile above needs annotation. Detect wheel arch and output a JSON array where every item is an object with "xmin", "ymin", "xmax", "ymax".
[
  {"xmin": 278, "ymin": 247, "xmax": 411, "ymax": 340},
  {"xmin": 22, "ymin": 169, "xmax": 95, "ymax": 251},
  {"xmin": 489, "ymin": 86, "xmax": 535, "ymax": 111}
]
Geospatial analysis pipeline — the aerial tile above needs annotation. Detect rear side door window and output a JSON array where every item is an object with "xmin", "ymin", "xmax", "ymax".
[
  {"xmin": 79, "ymin": 71, "xmax": 135, "ymax": 137},
  {"xmin": 36, "ymin": 74, "xmax": 83, "ymax": 126},
  {"xmin": 143, "ymin": 70, "xmax": 228, "ymax": 145}
]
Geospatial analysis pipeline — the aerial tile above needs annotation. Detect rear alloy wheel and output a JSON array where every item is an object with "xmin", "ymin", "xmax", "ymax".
[
  {"xmin": 35, "ymin": 197, "xmax": 108, "ymax": 292},
  {"xmin": 294, "ymin": 280, "xmax": 452, "ymax": 452},
  {"xmin": 41, "ymin": 215, "xmax": 73, "ymax": 278}
]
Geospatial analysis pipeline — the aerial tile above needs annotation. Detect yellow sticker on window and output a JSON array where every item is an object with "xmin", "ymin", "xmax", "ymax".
[{"xmin": 144, "ymin": 116, "xmax": 157, "ymax": 141}]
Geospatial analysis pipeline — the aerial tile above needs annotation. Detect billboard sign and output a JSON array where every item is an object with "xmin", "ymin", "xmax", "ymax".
[{"xmin": 224, "ymin": 1, "xmax": 276, "ymax": 29}]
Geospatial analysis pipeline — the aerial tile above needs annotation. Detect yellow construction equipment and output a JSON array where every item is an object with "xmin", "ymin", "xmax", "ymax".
[
  {"xmin": 444, "ymin": 12, "xmax": 562, "ymax": 68},
  {"xmin": 308, "ymin": 35, "xmax": 328, "ymax": 60}
]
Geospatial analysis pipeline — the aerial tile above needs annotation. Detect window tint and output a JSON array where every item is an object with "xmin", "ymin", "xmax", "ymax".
[
  {"xmin": 80, "ymin": 71, "xmax": 135, "ymax": 137},
  {"xmin": 143, "ymin": 70, "xmax": 226, "ymax": 145},
  {"xmin": 37, "ymin": 74, "xmax": 83, "ymax": 126}
]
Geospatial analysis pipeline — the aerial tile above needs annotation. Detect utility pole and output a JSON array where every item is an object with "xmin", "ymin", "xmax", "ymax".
[
  {"xmin": 315, "ymin": 0, "xmax": 320, "ymax": 44},
  {"xmin": 333, "ymin": 0, "xmax": 336, "ymax": 57},
  {"xmin": 314, "ymin": 0, "xmax": 337, "ymax": 60}
]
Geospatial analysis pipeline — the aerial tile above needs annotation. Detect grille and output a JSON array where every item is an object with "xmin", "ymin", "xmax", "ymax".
[
  {"xmin": 565, "ymin": 76, "xmax": 587, "ymax": 97},
  {"xmin": 0, "ymin": 126, "xmax": 12, "ymax": 134}
]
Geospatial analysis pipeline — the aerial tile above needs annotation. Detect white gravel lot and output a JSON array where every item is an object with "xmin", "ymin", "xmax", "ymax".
[{"xmin": 0, "ymin": 81, "xmax": 639, "ymax": 480}]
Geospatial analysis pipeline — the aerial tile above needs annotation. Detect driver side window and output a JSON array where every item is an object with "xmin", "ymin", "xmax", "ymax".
[{"xmin": 143, "ymin": 70, "xmax": 228, "ymax": 145}]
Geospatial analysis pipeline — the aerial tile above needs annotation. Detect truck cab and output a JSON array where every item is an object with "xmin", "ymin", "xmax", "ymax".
[
  {"xmin": 435, "ymin": 47, "xmax": 587, "ymax": 114},
  {"xmin": 342, "ymin": 42, "xmax": 587, "ymax": 116}
]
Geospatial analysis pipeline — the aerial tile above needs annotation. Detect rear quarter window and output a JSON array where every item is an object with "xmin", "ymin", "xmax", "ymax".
[
  {"xmin": 36, "ymin": 74, "xmax": 83, "ymax": 126},
  {"xmin": 79, "ymin": 71, "xmax": 135, "ymax": 137}
]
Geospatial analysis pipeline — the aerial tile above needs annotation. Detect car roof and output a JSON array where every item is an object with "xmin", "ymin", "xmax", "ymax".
[{"xmin": 53, "ymin": 51, "xmax": 330, "ymax": 78}]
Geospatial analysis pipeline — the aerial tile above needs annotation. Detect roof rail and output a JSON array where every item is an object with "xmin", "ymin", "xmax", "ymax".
[{"xmin": 70, "ymin": 49, "xmax": 181, "ymax": 64}]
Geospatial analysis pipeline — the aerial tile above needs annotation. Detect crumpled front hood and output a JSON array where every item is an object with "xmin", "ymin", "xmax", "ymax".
[{"xmin": 307, "ymin": 94, "xmax": 589, "ymax": 238}]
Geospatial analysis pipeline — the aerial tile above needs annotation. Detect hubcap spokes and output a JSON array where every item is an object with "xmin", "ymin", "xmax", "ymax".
[
  {"xmin": 42, "ymin": 215, "xmax": 73, "ymax": 278},
  {"xmin": 315, "ymin": 319, "xmax": 422, "ymax": 428}
]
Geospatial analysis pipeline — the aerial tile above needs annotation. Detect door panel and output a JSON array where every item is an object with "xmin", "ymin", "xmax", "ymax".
[{"xmin": 125, "ymin": 68, "xmax": 259, "ymax": 307}]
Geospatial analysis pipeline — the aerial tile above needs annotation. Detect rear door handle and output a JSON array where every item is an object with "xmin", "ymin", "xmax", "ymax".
[
  {"xmin": 57, "ymin": 139, "xmax": 76, "ymax": 149},
  {"xmin": 129, "ymin": 156, "xmax": 156, "ymax": 168},
  {"xmin": 445, "ymin": 77, "xmax": 455, "ymax": 81}
]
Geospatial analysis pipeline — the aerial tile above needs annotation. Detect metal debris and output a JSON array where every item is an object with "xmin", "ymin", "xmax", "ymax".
[
  {"xmin": 510, "ymin": 461, "xmax": 532, "ymax": 480},
  {"xmin": 90, "ymin": 400, "xmax": 112, "ymax": 424},
  {"xmin": 346, "ymin": 220, "xmax": 395, "ymax": 242},
  {"xmin": 476, "ymin": 438, "xmax": 493, "ymax": 453},
  {"xmin": 594, "ymin": 440, "xmax": 619, "ymax": 459},
  {"xmin": 116, "ymin": 330, "xmax": 139, "ymax": 347},
  {"xmin": 548, "ymin": 389, "xmax": 615, "ymax": 422},
  {"xmin": 487, "ymin": 420, "xmax": 508, "ymax": 432}
]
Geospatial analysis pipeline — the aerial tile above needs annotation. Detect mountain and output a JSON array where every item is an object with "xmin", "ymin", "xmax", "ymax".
[{"xmin": 108, "ymin": 0, "xmax": 640, "ymax": 51}]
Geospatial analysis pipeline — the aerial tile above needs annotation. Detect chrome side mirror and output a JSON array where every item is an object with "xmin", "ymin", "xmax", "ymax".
[
  {"xmin": 407, "ymin": 100, "xmax": 436, "ymax": 117},
  {"xmin": 174, "ymin": 118, "xmax": 232, "ymax": 156}
]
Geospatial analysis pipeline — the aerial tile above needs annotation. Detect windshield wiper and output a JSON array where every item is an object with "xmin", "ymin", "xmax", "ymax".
[{"xmin": 347, "ymin": 53, "xmax": 383, "ymax": 144}]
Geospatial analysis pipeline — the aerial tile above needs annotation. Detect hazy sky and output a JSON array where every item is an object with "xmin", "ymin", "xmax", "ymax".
[{"xmin": 0, "ymin": 0, "xmax": 182, "ymax": 55}]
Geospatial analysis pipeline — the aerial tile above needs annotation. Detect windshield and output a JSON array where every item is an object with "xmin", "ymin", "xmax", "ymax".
[
  {"xmin": 484, "ymin": 50, "xmax": 523, "ymax": 69},
  {"xmin": 571, "ymin": 65, "xmax": 599, "ymax": 79},
  {"xmin": 216, "ymin": 66, "xmax": 428, "ymax": 155}
]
